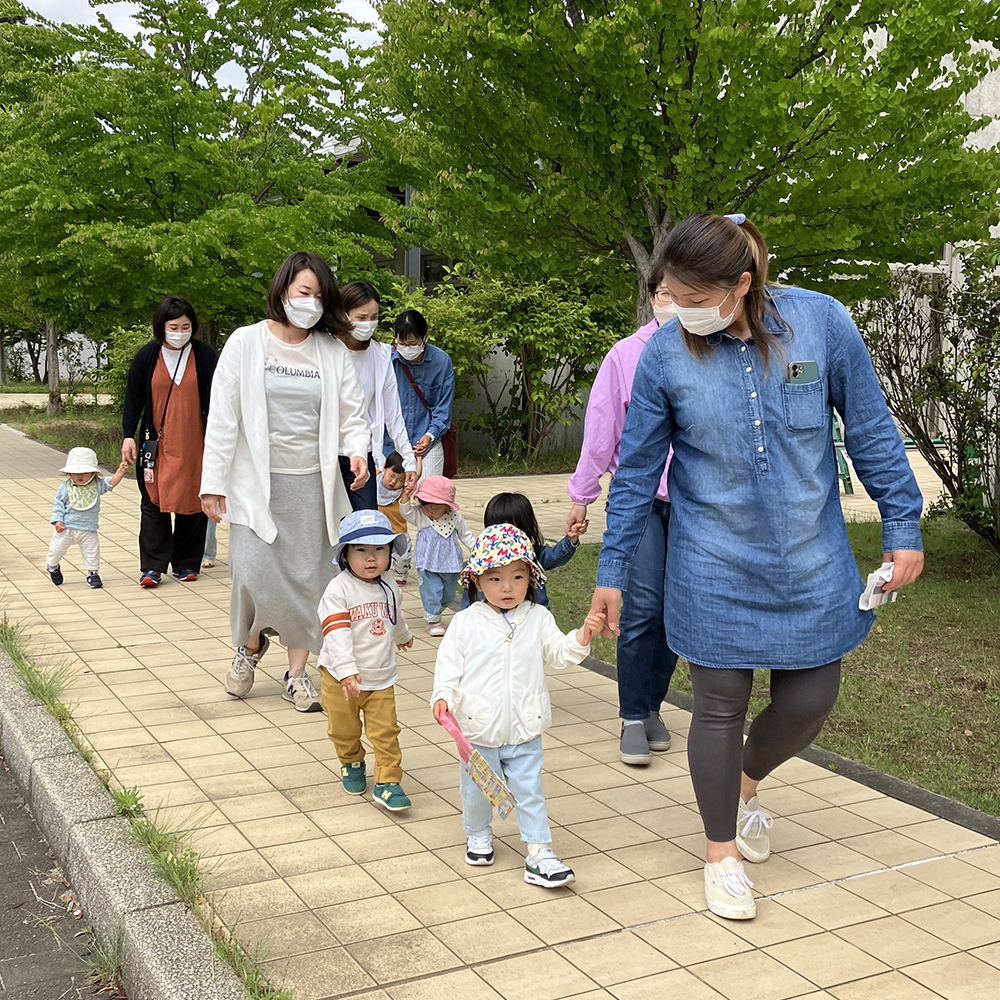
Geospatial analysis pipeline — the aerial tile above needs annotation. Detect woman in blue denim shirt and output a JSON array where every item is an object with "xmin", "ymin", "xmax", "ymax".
[{"xmin": 591, "ymin": 213, "xmax": 924, "ymax": 921}]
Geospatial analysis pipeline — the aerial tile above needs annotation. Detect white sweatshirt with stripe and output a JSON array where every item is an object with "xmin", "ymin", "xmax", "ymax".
[{"xmin": 318, "ymin": 572, "xmax": 412, "ymax": 690}]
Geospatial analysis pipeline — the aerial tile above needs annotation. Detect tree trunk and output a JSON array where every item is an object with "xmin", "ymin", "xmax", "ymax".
[
  {"xmin": 0, "ymin": 321, "xmax": 6, "ymax": 387},
  {"xmin": 45, "ymin": 320, "xmax": 63, "ymax": 415},
  {"xmin": 635, "ymin": 264, "xmax": 653, "ymax": 328}
]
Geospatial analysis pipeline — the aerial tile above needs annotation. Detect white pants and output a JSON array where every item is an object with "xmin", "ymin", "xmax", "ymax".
[
  {"xmin": 417, "ymin": 439, "xmax": 444, "ymax": 484},
  {"xmin": 47, "ymin": 528, "xmax": 100, "ymax": 572}
]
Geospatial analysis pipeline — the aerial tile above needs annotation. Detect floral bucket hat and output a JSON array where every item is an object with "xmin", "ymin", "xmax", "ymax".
[{"xmin": 460, "ymin": 523, "xmax": 546, "ymax": 588}]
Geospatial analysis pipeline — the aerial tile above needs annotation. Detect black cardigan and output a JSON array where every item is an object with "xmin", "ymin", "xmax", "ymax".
[{"xmin": 121, "ymin": 339, "xmax": 218, "ymax": 443}]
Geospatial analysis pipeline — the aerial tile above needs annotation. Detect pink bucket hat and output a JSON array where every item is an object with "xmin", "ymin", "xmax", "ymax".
[{"xmin": 414, "ymin": 475, "xmax": 458, "ymax": 511}]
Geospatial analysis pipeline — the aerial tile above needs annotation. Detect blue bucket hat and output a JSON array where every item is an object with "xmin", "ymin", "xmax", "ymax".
[{"xmin": 332, "ymin": 510, "xmax": 408, "ymax": 566}]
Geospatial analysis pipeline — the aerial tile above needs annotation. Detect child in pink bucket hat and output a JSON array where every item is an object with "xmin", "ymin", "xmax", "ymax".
[{"xmin": 401, "ymin": 476, "xmax": 475, "ymax": 636}]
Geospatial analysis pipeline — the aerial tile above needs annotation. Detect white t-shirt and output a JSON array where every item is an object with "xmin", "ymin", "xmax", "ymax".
[
  {"xmin": 347, "ymin": 345, "xmax": 377, "ymax": 454},
  {"xmin": 263, "ymin": 329, "xmax": 322, "ymax": 475},
  {"xmin": 159, "ymin": 345, "xmax": 191, "ymax": 385}
]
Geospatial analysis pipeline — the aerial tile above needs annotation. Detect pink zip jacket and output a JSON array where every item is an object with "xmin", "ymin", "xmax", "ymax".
[{"xmin": 567, "ymin": 319, "xmax": 672, "ymax": 505}]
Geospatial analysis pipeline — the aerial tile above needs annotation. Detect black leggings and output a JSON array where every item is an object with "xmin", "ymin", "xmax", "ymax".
[{"xmin": 687, "ymin": 661, "xmax": 842, "ymax": 843}]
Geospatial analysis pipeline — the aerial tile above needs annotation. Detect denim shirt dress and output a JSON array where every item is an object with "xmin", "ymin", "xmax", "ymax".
[{"xmin": 596, "ymin": 286, "xmax": 924, "ymax": 670}]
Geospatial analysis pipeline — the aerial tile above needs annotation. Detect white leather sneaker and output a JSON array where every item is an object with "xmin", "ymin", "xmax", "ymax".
[
  {"xmin": 704, "ymin": 857, "xmax": 756, "ymax": 920},
  {"xmin": 736, "ymin": 795, "xmax": 773, "ymax": 863}
]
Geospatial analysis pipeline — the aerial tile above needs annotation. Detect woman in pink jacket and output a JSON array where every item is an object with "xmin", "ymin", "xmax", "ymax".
[{"xmin": 566, "ymin": 272, "xmax": 678, "ymax": 768}]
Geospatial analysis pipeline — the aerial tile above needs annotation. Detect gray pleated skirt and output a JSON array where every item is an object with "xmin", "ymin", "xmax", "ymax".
[{"xmin": 229, "ymin": 472, "xmax": 335, "ymax": 654}]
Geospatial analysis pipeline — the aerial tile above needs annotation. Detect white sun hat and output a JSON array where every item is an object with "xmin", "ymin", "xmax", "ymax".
[{"xmin": 59, "ymin": 447, "xmax": 101, "ymax": 475}]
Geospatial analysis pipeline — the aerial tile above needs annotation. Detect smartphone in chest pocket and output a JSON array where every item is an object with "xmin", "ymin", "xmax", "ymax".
[{"xmin": 786, "ymin": 361, "xmax": 820, "ymax": 384}]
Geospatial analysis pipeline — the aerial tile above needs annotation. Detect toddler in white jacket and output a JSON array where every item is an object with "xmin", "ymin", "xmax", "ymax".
[
  {"xmin": 431, "ymin": 523, "xmax": 605, "ymax": 888},
  {"xmin": 318, "ymin": 510, "xmax": 414, "ymax": 812}
]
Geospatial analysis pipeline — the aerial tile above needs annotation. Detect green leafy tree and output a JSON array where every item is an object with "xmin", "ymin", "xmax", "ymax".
[
  {"xmin": 855, "ymin": 261, "xmax": 1000, "ymax": 559},
  {"xmin": 371, "ymin": 0, "xmax": 1000, "ymax": 323},
  {"xmin": 395, "ymin": 268, "xmax": 617, "ymax": 460},
  {"xmin": 0, "ymin": 0, "xmax": 394, "ymax": 340}
]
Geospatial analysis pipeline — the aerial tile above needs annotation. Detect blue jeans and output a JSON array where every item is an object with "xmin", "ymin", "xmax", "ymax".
[
  {"xmin": 460, "ymin": 737, "xmax": 551, "ymax": 844},
  {"xmin": 617, "ymin": 498, "xmax": 679, "ymax": 721},
  {"xmin": 418, "ymin": 570, "xmax": 459, "ymax": 621}
]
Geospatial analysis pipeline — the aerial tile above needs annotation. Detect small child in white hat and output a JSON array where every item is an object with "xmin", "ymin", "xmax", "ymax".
[{"xmin": 47, "ymin": 447, "xmax": 131, "ymax": 589}]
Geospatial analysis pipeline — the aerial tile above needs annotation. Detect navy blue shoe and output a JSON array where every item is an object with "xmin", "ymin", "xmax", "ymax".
[
  {"xmin": 47, "ymin": 565, "xmax": 63, "ymax": 586},
  {"xmin": 172, "ymin": 568, "xmax": 198, "ymax": 582},
  {"xmin": 139, "ymin": 569, "xmax": 161, "ymax": 588},
  {"xmin": 86, "ymin": 572, "xmax": 103, "ymax": 589}
]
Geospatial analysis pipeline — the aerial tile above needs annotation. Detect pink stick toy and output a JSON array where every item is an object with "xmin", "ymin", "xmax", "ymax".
[{"xmin": 437, "ymin": 710, "xmax": 517, "ymax": 820}]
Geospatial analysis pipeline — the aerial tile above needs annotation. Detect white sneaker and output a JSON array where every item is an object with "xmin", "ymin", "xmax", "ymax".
[
  {"xmin": 524, "ymin": 847, "xmax": 575, "ymax": 888},
  {"xmin": 427, "ymin": 620, "xmax": 446, "ymax": 637},
  {"xmin": 282, "ymin": 671, "xmax": 322, "ymax": 713},
  {"xmin": 225, "ymin": 633, "xmax": 270, "ymax": 698},
  {"xmin": 465, "ymin": 831, "xmax": 495, "ymax": 866},
  {"xmin": 736, "ymin": 795, "xmax": 773, "ymax": 863},
  {"xmin": 704, "ymin": 857, "xmax": 756, "ymax": 919}
]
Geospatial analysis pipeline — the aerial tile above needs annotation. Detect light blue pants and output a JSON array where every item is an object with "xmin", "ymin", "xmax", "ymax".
[
  {"xmin": 418, "ymin": 570, "xmax": 459, "ymax": 622},
  {"xmin": 204, "ymin": 519, "xmax": 217, "ymax": 561},
  {"xmin": 460, "ymin": 736, "xmax": 552, "ymax": 844}
]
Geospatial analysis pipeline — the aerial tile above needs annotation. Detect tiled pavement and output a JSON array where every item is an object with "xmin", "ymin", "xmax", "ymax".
[{"xmin": 3, "ymin": 428, "xmax": 999, "ymax": 1000}]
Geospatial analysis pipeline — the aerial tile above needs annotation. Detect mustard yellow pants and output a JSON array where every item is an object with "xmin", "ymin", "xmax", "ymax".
[{"xmin": 320, "ymin": 668, "xmax": 403, "ymax": 784}]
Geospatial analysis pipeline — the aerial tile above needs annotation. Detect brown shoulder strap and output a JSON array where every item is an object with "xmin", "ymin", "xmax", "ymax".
[{"xmin": 399, "ymin": 359, "xmax": 432, "ymax": 413}]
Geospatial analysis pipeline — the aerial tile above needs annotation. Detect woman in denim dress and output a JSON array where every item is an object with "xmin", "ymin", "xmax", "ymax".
[{"xmin": 591, "ymin": 212, "xmax": 924, "ymax": 920}]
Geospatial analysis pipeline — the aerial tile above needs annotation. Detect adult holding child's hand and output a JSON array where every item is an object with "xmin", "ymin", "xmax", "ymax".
[
  {"xmin": 200, "ymin": 251, "xmax": 369, "ymax": 715},
  {"xmin": 593, "ymin": 212, "xmax": 924, "ymax": 923}
]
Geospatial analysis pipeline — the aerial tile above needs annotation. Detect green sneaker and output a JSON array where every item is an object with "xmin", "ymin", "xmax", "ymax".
[
  {"xmin": 372, "ymin": 782, "xmax": 411, "ymax": 812},
  {"xmin": 341, "ymin": 760, "xmax": 366, "ymax": 795}
]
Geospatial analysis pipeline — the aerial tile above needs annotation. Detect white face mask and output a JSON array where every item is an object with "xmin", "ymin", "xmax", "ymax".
[
  {"xmin": 673, "ymin": 290, "xmax": 738, "ymax": 337},
  {"xmin": 396, "ymin": 342, "xmax": 424, "ymax": 362},
  {"xmin": 652, "ymin": 301, "xmax": 676, "ymax": 326},
  {"xmin": 164, "ymin": 330, "xmax": 191, "ymax": 350},
  {"xmin": 283, "ymin": 296, "xmax": 324, "ymax": 329},
  {"xmin": 350, "ymin": 319, "xmax": 378, "ymax": 341}
]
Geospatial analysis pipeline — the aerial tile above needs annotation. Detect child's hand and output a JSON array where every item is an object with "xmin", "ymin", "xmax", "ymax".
[
  {"xmin": 567, "ymin": 520, "xmax": 589, "ymax": 543},
  {"xmin": 432, "ymin": 699, "xmax": 449, "ymax": 722},
  {"xmin": 119, "ymin": 458, "xmax": 132, "ymax": 473},
  {"xmin": 341, "ymin": 675, "xmax": 361, "ymax": 700},
  {"xmin": 576, "ymin": 612, "xmax": 606, "ymax": 646},
  {"xmin": 54, "ymin": 521, "xmax": 65, "ymax": 533},
  {"xmin": 397, "ymin": 637, "xmax": 414, "ymax": 651}
]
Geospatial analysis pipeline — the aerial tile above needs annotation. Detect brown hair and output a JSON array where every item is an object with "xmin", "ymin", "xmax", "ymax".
[
  {"xmin": 340, "ymin": 280, "xmax": 381, "ymax": 314},
  {"xmin": 151, "ymin": 295, "xmax": 198, "ymax": 344},
  {"xmin": 652, "ymin": 212, "xmax": 790, "ymax": 372},
  {"xmin": 266, "ymin": 251, "xmax": 350, "ymax": 336}
]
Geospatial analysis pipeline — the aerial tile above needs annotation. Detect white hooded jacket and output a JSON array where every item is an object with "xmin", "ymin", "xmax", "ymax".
[{"xmin": 430, "ymin": 600, "xmax": 590, "ymax": 748}]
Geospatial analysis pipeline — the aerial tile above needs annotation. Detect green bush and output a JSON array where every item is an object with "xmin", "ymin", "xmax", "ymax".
[
  {"xmin": 389, "ymin": 269, "xmax": 618, "ymax": 461},
  {"xmin": 101, "ymin": 325, "xmax": 152, "ymax": 410}
]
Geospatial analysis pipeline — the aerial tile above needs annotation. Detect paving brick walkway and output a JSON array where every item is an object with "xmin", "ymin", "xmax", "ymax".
[{"xmin": 1, "ymin": 428, "xmax": 997, "ymax": 1000}]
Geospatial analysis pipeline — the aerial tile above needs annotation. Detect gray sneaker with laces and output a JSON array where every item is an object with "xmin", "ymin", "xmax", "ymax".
[
  {"xmin": 225, "ymin": 632, "xmax": 270, "ymax": 698},
  {"xmin": 283, "ymin": 670, "xmax": 322, "ymax": 713},
  {"xmin": 619, "ymin": 722, "xmax": 651, "ymax": 766}
]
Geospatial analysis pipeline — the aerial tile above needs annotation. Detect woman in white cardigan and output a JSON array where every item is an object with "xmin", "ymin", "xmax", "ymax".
[
  {"xmin": 200, "ymin": 252, "xmax": 370, "ymax": 713},
  {"xmin": 335, "ymin": 281, "xmax": 418, "ymax": 506}
]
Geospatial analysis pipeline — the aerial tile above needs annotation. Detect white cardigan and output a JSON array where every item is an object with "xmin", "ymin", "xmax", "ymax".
[
  {"xmin": 355, "ymin": 341, "xmax": 416, "ymax": 472},
  {"xmin": 199, "ymin": 321, "xmax": 370, "ymax": 546},
  {"xmin": 431, "ymin": 601, "xmax": 590, "ymax": 748}
]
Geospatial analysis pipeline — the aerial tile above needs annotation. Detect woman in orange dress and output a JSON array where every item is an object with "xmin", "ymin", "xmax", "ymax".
[{"xmin": 122, "ymin": 296, "xmax": 218, "ymax": 587}]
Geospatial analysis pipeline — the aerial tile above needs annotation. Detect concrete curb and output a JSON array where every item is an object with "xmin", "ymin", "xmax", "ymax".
[
  {"xmin": 581, "ymin": 653, "xmax": 1000, "ymax": 841},
  {"xmin": 0, "ymin": 650, "xmax": 246, "ymax": 1000}
]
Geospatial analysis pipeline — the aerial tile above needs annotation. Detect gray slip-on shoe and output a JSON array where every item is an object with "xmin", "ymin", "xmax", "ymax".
[
  {"xmin": 619, "ymin": 723, "xmax": 651, "ymax": 766},
  {"xmin": 644, "ymin": 712, "xmax": 672, "ymax": 751}
]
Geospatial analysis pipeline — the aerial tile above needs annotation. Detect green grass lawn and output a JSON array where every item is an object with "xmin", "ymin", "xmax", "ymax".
[
  {"xmin": 547, "ymin": 516, "xmax": 1000, "ymax": 818},
  {"xmin": 4, "ymin": 402, "xmax": 128, "ymax": 472}
]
